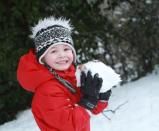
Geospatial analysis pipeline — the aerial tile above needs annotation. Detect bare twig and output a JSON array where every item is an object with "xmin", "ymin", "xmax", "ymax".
[
  {"xmin": 104, "ymin": 100, "xmax": 128, "ymax": 114},
  {"xmin": 101, "ymin": 112, "xmax": 111, "ymax": 120},
  {"xmin": 101, "ymin": 100, "xmax": 128, "ymax": 120}
]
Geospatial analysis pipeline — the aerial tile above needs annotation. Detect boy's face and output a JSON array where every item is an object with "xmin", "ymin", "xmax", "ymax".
[{"xmin": 43, "ymin": 44, "xmax": 74, "ymax": 71}]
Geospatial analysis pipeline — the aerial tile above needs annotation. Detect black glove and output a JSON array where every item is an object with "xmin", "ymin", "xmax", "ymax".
[
  {"xmin": 99, "ymin": 90, "xmax": 112, "ymax": 101},
  {"xmin": 78, "ymin": 95, "xmax": 98, "ymax": 110},
  {"xmin": 80, "ymin": 71, "xmax": 103, "ymax": 98},
  {"xmin": 78, "ymin": 71, "xmax": 103, "ymax": 110}
]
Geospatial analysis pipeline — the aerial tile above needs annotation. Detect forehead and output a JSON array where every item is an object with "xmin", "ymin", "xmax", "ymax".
[{"xmin": 50, "ymin": 44, "xmax": 70, "ymax": 49}]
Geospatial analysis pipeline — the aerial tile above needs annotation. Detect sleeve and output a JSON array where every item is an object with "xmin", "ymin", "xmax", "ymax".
[
  {"xmin": 91, "ymin": 101, "xmax": 108, "ymax": 115},
  {"xmin": 32, "ymin": 81, "xmax": 90, "ymax": 131}
]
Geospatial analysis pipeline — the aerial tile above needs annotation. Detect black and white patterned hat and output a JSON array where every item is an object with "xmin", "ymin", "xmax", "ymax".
[{"xmin": 30, "ymin": 16, "xmax": 76, "ymax": 64}]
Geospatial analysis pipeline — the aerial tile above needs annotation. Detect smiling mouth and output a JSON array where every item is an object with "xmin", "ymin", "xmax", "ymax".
[{"xmin": 56, "ymin": 60, "xmax": 68, "ymax": 64}]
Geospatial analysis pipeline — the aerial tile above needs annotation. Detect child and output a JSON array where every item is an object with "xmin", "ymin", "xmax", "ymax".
[{"xmin": 17, "ymin": 16, "xmax": 111, "ymax": 131}]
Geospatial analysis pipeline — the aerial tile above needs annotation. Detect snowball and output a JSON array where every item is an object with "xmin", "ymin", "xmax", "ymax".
[{"xmin": 75, "ymin": 60, "xmax": 121, "ymax": 92}]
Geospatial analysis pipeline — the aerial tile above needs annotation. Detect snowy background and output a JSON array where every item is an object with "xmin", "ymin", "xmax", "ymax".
[{"xmin": 0, "ymin": 68, "xmax": 159, "ymax": 131}]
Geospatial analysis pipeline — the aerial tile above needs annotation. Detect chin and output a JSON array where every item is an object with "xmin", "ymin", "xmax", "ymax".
[
  {"xmin": 55, "ymin": 66, "xmax": 70, "ymax": 71},
  {"xmin": 52, "ymin": 62, "xmax": 72, "ymax": 71}
]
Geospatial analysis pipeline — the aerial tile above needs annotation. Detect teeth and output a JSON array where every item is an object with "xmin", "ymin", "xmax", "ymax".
[{"xmin": 57, "ymin": 60, "xmax": 67, "ymax": 64}]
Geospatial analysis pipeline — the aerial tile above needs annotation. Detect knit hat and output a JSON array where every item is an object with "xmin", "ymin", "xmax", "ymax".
[{"xmin": 30, "ymin": 16, "xmax": 76, "ymax": 64}]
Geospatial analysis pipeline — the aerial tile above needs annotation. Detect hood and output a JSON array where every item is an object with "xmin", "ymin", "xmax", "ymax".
[{"xmin": 17, "ymin": 49, "xmax": 76, "ymax": 92}]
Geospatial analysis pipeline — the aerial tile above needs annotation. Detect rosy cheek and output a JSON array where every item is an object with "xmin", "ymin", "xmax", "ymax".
[
  {"xmin": 48, "ymin": 57, "xmax": 54, "ymax": 62},
  {"xmin": 44, "ymin": 56, "xmax": 54, "ymax": 64}
]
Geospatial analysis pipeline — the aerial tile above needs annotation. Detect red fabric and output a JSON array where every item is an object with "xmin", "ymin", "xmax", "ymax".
[
  {"xmin": 17, "ymin": 49, "xmax": 108, "ymax": 131},
  {"xmin": 92, "ymin": 101, "xmax": 108, "ymax": 115}
]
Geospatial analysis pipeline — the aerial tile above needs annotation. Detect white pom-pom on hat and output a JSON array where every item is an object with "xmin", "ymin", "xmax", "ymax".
[{"xmin": 30, "ymin": 16, "xmax": 73, "ymax": 38}]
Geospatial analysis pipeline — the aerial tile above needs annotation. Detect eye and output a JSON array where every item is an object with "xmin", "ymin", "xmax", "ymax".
[
  {"xmin": 64, "ymin": 47, "xmax": 71, "ymax": 51},
  {"xmin": 50, "ymin": 50, "xmax": 57, "ymax": 53}
]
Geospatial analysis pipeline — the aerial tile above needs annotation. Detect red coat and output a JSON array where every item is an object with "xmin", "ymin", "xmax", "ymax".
[{"xmin": 17, "ymin": 49, "xmax": 108, "ymax": 131}]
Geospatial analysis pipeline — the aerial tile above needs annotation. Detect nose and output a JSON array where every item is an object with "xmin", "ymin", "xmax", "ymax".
[{"xmin": 58, "ymin": 50, "xmax": 66, "ymax": 58}]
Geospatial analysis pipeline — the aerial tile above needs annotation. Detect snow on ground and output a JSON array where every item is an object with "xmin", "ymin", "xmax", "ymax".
[
  {"xmin": 0, "ymin": 70, "xmax": 159, "ymax": 131},
  {"xmin": 91, "ymin": 70, "xmax": 159, "ymax": 131}
]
